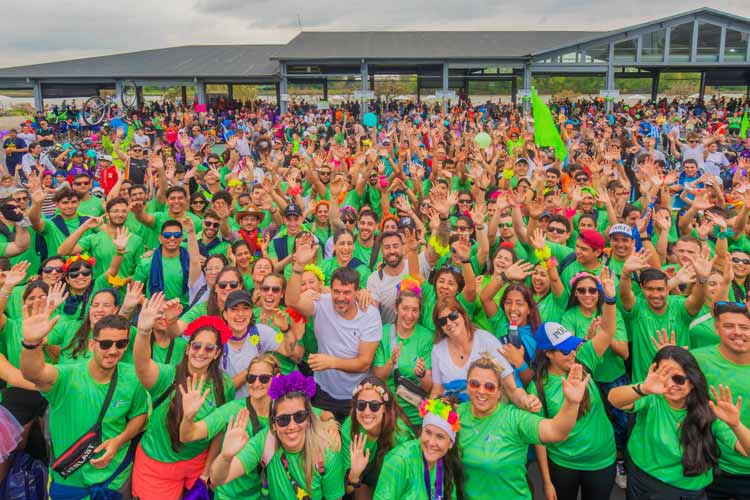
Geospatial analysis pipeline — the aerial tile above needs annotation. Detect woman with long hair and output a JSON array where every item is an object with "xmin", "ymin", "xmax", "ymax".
[
  {"xmin": 179, "ymin": 266, "xmax": 243, "ymax": 328},
  {"xmin": 132, "ymin": 294, "xmax": 235, "ymax": 500},
  {"xmin": 609, "ymin": 346, "xmax": 750, "ymax": 499},
  {"xmin": 249, "ymin": 257, "xmax": 274, "ymax": 303},
  {"xmin": 321, "ymin": 228, "xmax": 370, "ymax": 287},
  {"xmin": 459, "ymin": 353, "xmax": 591, "ymax": 499},
  {"xmin": 58, "ymin": 254, "xmax": 95, "ymax": 322},
  {"xmin": 231, "ymin": 240, "xmax": 255, "ymax": 290},
  {"xmin": 187, "ymin": 254, "xmax": 228, "ymax": 312},
  {"xmin": 5, "ymin": 255, "xmax": 66, "ymax": 317},
  {"xmin": 343, "ymin": 376, "xmax": 415, "ymax": 499},
  {"xmin": 373, "ymin": 397, "xmax": 464, "ymax": 500},
  {"xmin": 372, "ymin": 279, "xmax": 433, "ymax": 424},
  {"xmin": 211, "ymin": 371, "xmax": 344, "ymax": 500},
  {"xmin": 180, "ymin": 354, "xmax": 281, "ymax": 500},
  {"xmin": 473, "ymin": 243, "xmax": 520, "ymax": 331},
  {"xmin": 729, "ymin": 249, "xmax": 750, "ymax": 302}
]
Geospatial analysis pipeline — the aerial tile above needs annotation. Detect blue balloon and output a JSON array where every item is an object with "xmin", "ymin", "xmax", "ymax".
[
  {"xmin": 109, "ymin": 117, "xmax": 128, "ymax": 136},
  {"xmin": 363, "ymin": 112, "xmax": 377, "ymax": 128},
  {"xmin": 86, "ymin": 150, "xmax": 97, "ymax": 159}
]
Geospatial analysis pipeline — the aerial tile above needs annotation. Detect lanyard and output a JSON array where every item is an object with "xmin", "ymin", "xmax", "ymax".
[
  {"xmin": 422, "ymin": 455, "xmax": 443, "ymax": 500},
  {"xmin": 280, "ymin": 453, "xmax": 311, "ymax": 500}
]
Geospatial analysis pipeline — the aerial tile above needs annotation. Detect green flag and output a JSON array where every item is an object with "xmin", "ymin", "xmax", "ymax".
[
  {"xmin": 741, "ymin": 109, "xmax": 749, "ymax": 139},
  {"xmin": 532, "ymin": 88, "xmax": 567, "ymax": 161}
]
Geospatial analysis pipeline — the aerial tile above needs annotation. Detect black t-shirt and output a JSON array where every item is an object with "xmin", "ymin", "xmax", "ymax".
[
  {"xmin": 128, "ymin": 157, "xmax": 148, "ymax": 185},
  {"xmin": 38, "ymin": 128, "xmax": 55, "ymax": 147}
]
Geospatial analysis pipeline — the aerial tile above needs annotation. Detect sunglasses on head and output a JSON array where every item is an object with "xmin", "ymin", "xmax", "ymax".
[
  {"xmin": 42, "ymin": 266, "xmax": 64, "ymax": 274},
  {"xmin": 732, "ymin": 257, "xmax": 750, "ymax": 265},
  {"xmin": 68, "ymin": 269, "xmax": 92, "ymax": 279},
  {"xmin": 217, "ymin": 280, "xmax": 240, "ymax": 290},
  {"xmin": 162, "ymin": 231, "xmax": 183, "ymax": 239},
  {"xmin": 436, "ymin": 310, "xmax": 460, "ymax": 327},
  {"xmin": 575, "ymin": 286, "xmax": 599, "ymax": 295},
  {"xmin": 94, "ymin": 338, "xmax": 129, "ymax": 350},
  {"xmin": 356, "ymin": 400, "xmax": 383, "ymax": 413},
  {"xmin": 203, "ymin": 221, "xmax": 220, "ymax": 228},
  {"xmin": 261, "ymin": 285, "xmax": 282, "ymax": 293},
  {"xmin": 246, "ymin": 373, "xmax": 273, "ymax": 384},
  {"xmin": 468, "ymin": 379, "xmax": 498, "ymax": 393},
  {"xmin": 190, "ymin": 341, "xmax": 218, "ymax": 353},
  {"xmin": 547, "ymin": 226, "xmax": 566, "ymax": 235},
  {"xmin": 273, "ymin": 409, "xmax": 309, "ymax": 427}
]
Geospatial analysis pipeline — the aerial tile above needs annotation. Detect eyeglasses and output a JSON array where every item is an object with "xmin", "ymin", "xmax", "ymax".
[
  {"xmin": 261, "ymin": 285, "xmax": 282, "ymax": 293},
  {"xmin": 217, "ymin": 280, "xmax": 240, "ymax": 290},
  {"xmin": 162, "ymin": 231, "xmax": 183, "ymax": 239},
  {"xmin": 190, "ymin": 341, "xmax": 218, "ymax": 353},
  {"xmin": 575, "ymin": 286, "xmax": 599, "ymax": 296},
  {"xmin": 671, "ymin": 374, "xmax": 687, "ymax": 386},
  {"xmin": 94, "ymin": 338, "xmax": 129, "ymax": 350},
  {"xmin": 356, "ymin": 400, "xmax": 383, "ymax": 413},
  {"xmin": 273, "ymin": 409, "xmax": 309, "ymax": 427},
  {"xmin": 203, "ymin": 221, "xmax": 220, "ymax": 228},
  {"xmin": 42, "ymin": 266, "xmax": 64, "ymax": 274},
  {"xmin": 547, "ymin": 226, "xmax": 566, "ymax": 235},
  {"xmin": 732, "ymin": 257, "xmax": 750, "ymax": 265},
  {"xmin": 67, "ymin": 269, "xmax": 92, "ymax": 279},
  {"xmin": 436, "ymin": 310, "xmax": 460, "ymax": 327},
  {"xmin": 246, "ymin": 373, "xmax": 273, "ymax": 384},
  {"xmin": 468, "ymin": 379, "xmax": 498, "ymax": 393}
]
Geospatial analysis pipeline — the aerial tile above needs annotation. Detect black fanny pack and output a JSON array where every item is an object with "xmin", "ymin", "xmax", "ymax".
[
  {"xmin": 51, "ymin": 367, "xmax": 118, "ymax": 478},
  {"xmin": 389, "ymin": 327, "xmax": 427, "ymax": 407}
]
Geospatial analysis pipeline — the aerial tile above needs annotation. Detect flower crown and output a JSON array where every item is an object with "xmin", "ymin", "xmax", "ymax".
[
  {"xmin": 396, "ymin": 276, "xmax": 422, "ymax": 299},
  {"xmin": 303, "ymin": 264, "xmax": 325, "ymax": 283},
  {"xmin": 352, "ymin": 381, "xmax": 389, "ymax": 402},
  {"xmin": 268, "ymin": 371, "xmax": 316, "ymax": 401},
  {"xmin": 419, "ymin": 398, "xmax": 460, "ymax": 433},
  {"xmin": 568, "ymin": 271, "xmax": 601, "ymax": 290},
  {"xmin": 185, "ymin": 316, "xmax": 233, "ymax": 345},
  {"xmin": 63, "ymin": 253, "xmax": 95, "ymax": 272}
]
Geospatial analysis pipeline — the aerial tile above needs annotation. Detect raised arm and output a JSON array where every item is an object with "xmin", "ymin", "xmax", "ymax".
[
  {"xmin": 58, "ymin": 216, "xmax": 101, "ymax": 256},
  {"xmin": 133, "ymin": 293, "xmax": 167, "ymax": 390},
  {"xmin": 284, "ymin": 236, "xmax": 319, "ymax": 317},
  {"xmin": 182, "ymin": 217, "xmax": 202, "ymax": 287},
  {"xmin": 684, "ymin": 255, "xmax": 710, "ymax": 316},
  {"xmin": 619, "ymin": 250, "xmax": 650, "ymax": 312},
  {"xmin": 19, "ymin": 299, "xmax": 61, "ymax": 393}
]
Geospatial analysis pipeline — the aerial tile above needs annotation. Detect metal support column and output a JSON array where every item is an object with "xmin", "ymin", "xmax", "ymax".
[
  {"xmin": 651, "ymin": 72, "xmax": 660, "ymax": 102},
  {"xmin": 522, "ymin": 65, "xmax": 532, "ymax": 115},
  {"xmin": 227, "ymin": 84, "xmax": 234, "ymax": 101},
  {"xmin": 196, "ymin": 80, "xmax": 207, "ymax": 106},
  {"xmin": 416, "ymin": 76, "xmax": 421, "ymax": 102},
  {"xmin": 699, "ymin": 72, "xmax": 707, "ymax": 100},
  {"xmin": 181, "ymin": 86, "xmax": 187, "ymax": 105},
  {"xmin": 604, "ymin": 43, "xmax": 616, "ymax": 113},
  {"xmin": 511, "ymin": 77, "xmax": 518, "ymax": 105},
  {"xmin": 360, "ymin": 60, "xmax": 368, "ymax": 116},
  {"xmin": 323, "ymin": 79, "xmax": 328, "ymax": 100},
  {"xmin": 275, "ymin": 82, "xmax": 281, "ymax": 109},
  {"xmin": 136, "ymin": 86, "xmax": 144, "ymax": 109},
  {"xmin": 32, "ymin": 80, "xmax": 43, "ymax": 112},
  {"xmin": 280, "ymin": 63, "xmax": 289, "ymax": 114},
  {"xmin": 441, "ymin": 63, "xmax": 449, "ymax": 112},
  {"xmin": 369, "ymin": 75, "xmax": 375, "ymax": 91}
]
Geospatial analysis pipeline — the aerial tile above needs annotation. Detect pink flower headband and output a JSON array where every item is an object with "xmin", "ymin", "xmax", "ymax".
[{"xmin": 568, "ymin": 271, "xmax": 601, "ymax": 290}]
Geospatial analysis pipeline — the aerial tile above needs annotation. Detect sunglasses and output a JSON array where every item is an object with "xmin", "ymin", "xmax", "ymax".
[
  {"xmin": 94, "ymin": 338, "xmax": 129, "ymax": 350},
  {"xmin": 468, "ymin": 379, "xmax": 498, "ymax": 393},
  {"xmin": 671, "ymin": 374, "xmax": 687, "ymax": 386},
  {"xmin": 191, "ymin": 199, "xmax": 207, "ymax": 204},
  {"xmin": 207, "ymin": 161, "xmax": 220, "ymax": 166},
  {"xmin": 575, "ymin": 286, "xmax": 599, "ymax": 295},
  {"xmin": 273, "ymin": 409, "xmax": 309, "ymax": 427},
  {"xmin": 261, "ymin": 285, "xmax": 282, "ymax": 293},
  {"xmin": 356, "ymin": 400, "xmax": 384, "ymax": 413},
  {"xmin": 217, "ymin": 280, "xmax": 240, "ymax": 290},
  {"xmin": 246, "ymin": 373, "xmax": 273, "ymax": 384},
  {"xmin": 732, "ymin": 257, "xmax": 750, "ymax": 265},
  {"xmin": 547, "ymin": 226, "xmax": 566, "ymax": 235},
  {"xmin": 162, "ymin": 231, "xmax": 183, "ymax": 239},
  {"xmin": 459, "ymin": 199, "xmax": 473, "ymax": 204},
  {"xmin": 42, "ymin": 266, "xmax": 64, "ymax": 274},
  {"xmin": 68, "ymin": 269, "xmax": 92, "ymax": 279},
  {"xmin": 575, "ymin": 177, "xmax": 589, "ymax": 182},
  {"xmin": 436, "ymin": 310, "xmax": 460, "ymax": 327},
  {"xmin": 190, "ymin": 341, "xmax": 218, "ymax": 353},
  {"xmin": 343, "ymin": 218, "xmax": 356, "ymax": 224},
  {"xmin": 498, "ymin": 222, "xmax": 513, "ymax": 228},
  {"xmin": 203, "ymin": 221, "xmax": 220, "ymax": 228}
]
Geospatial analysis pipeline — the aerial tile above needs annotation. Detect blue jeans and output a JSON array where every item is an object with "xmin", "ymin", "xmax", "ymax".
[{"xmin": 597, "ymin": 374, "xmax": 630, "ymax": 451}]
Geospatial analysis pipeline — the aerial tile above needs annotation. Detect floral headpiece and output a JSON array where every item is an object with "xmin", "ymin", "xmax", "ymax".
[
  {"xmin": 268, "ymin": 371, "xmax": 316, "ymax": 401},
  {"xmin": 63, "ymin": 253, "xmax": 95, "ymax": 272},
  {"xmin": 185, "ymin": 316, "xmax": 233, "ymax": 345},
  {"xmin": 303, "ymin": 264, "xmax": 325, "ymax": 283},
  {"xmin": 568, "ymin": 271, "xmax": 600, "ymax": 290},
  {"xmin": 396, "ymin": 276, "xmax": 422, "ymax": 299},
  {"xmin": 419, "ymin": 398, "xmax": 460, "ymax": 442},
  {"xmin": 352, "ymin": 381, "xmax": 389, "ymax": 402}
]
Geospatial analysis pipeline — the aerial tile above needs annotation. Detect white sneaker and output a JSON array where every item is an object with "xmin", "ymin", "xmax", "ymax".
[{"xmin": 615, "ymin": 460, "xmax": 627, "ymax": 489}]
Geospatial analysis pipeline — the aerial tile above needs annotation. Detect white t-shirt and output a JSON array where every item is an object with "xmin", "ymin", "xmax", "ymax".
[
  {"xmin": 222, "ymin": 324, "xmax": 279, "ymax": 399},
  {"xmin": 366, "ymin": 253, "xmax": 431, "ymax": 325},
  {"xmin": 312, "ymin": 294, "xmax": 383, "ymax": 399},
  {"xmin": 431, "ymin": 329, "xmax": 513, "ymax": 402},
  {"xmin": 703, "ymin": 151, "xmax": 729, "ymax": 177}
]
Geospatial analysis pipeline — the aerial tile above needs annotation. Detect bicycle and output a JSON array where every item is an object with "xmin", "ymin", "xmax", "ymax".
[{"xmin": 81, "ymin": 81, "xmax": 138, "ymax": 126}]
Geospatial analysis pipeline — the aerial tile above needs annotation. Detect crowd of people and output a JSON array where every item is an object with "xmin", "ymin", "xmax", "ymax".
[{"xmin": 0, "ymin": 93, "xmax": 749, "ymax": 500}]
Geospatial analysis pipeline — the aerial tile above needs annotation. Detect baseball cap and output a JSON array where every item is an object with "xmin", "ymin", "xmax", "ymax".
[
  {"xmin": 224, "ymin": 290, "xmax": 253, "ymax": 309},
  {"xmin": 608, "ymin": 224, "xmax": 633, "ymax": 239},
  {"xmin": 284, "ymin": 204, "xmax": 303, "ymax": 218},
  {"xmin": 98, "ymin": 154, "xmax": 113, "ymax": 162},
  {"xmin": 578, "ymin": 229, "xmax": 605, "ymax": 251},
  {"xmin": 535, "ymin": 322, "xmax": 584, "ymax": 354}
]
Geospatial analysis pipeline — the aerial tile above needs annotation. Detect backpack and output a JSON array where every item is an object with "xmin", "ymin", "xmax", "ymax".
[{"xmin": 1, "ymin": 451, "xmax": 47, "ymax": 500}]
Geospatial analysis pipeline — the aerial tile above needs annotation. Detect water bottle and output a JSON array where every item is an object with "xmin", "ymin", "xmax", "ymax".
[{"xmin": 507, "ymin": 321, "xmax": 522, "ymax": 349}]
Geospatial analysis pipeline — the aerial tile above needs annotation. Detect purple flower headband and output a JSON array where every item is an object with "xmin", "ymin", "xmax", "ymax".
[{"xmin": 268, "ymin": 371, "xmax": 316, "ymax": 401}]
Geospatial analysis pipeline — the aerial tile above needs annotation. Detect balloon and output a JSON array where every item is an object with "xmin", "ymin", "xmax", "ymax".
[
  {"xmin": 363, "ymin": 112, "xmax": 377, "ymax": 128},
  {"xmin": 109, "ymin": 118, "xmax": 128, "ymax": 136},
  {"xmin": 86, "ymin": 150, "xmax": 97, "ymax": 159},
  {"xmin": 474, "ymin": 132, "xmax": 491, "ymax": 149}
]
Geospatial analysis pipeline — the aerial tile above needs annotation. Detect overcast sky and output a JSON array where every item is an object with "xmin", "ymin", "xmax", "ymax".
[{"xmin": 1, "ymin": 0, "xmax": 748, "ymax": 68}]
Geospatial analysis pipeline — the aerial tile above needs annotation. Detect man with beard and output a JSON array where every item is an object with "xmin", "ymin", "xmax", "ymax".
[
  {"xmin": 269, "ymin": 204, "xmax": 307, "ymax": 273},
  {"xmin": 694, "ymin": 302, "xmax": 750, "ymax": 499},
  {"xmin": 286, "ymin": 238, "xmax": 382, "ymax": 421},
  {"xmin": 197, "ymin": 209, "xmax": 230, "ymax": 259},
  {"xmin": 132, "ymin": 185, "xmax": 203, "ymax": 251},
  {"xmin": 352, "ymin": 210, "xmax": 379, "ymax": 269},
  {"xmin": 365, "ymin": 230, "xmax": 425, "ymax": 324},
  {"xmin": 70, "ymin": 174, "xmax": 104, "ymax": 217},
  {"xmin": 21, "ymin": 311, "xmax": 148, "ymax": 499},
  {"xmin": 58, "ymin": 197, "xmax": 144, "ymax": 278}
]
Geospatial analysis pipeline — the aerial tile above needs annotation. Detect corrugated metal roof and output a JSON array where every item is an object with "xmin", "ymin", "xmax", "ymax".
[
  {"xmin": 0, "ymin": 45, "xmax": 283, "ymax": 78},
  {"xmin": 274, "ymin": 31, "xmax": 601, "ymax": 60}
]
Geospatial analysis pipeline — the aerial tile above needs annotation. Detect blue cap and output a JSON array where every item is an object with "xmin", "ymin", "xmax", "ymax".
[{"xmin": 535, "ymin": 322, "xmax": 584, "ymax": 354}]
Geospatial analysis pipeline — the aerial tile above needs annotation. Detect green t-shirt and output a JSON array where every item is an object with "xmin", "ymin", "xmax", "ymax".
[
  {"xmin": 40, "ymin": 215, "xmax": 84, "ymax": 258},
  {"xmin": 77, "ymin": 196, "xmax": 104, "ymax": 217},
  {"xmin": 536, "ymin": 290, "xmax": 569, "ymax": 324},
  {"xmin": 560, "ymin": 306, "xmax": 628, "ymax": 382},
  {"xmin": 472, "ymin": 275, "xmax": 506, "ymax": 332},
  {"xmin": 134, "ymin": 253, "xmax": 189, "ymax": 306},
  {"xmin": 181, "ymin": 301, "xmax": 209, "ymax": 325},
  {"xmin": 693, "ymin": 345, "xmax": 750, "ymax": 475},
  {"xmin": 623, "ymin": 295, "xmax": 696, "ymax": 382},
  {"xmin": 43, "ymin": 362, "xmax": 148, "ymax": 491},
  {"xmin": 320, "ymin": 257, "xmax": 370, "ymax": 289},
  {"xmin": 529, "ymin": 341, "xmax": 616, "ymax": 470},
  {"xmin": 237, "ymin": 428, "xmax": 345, "ymax": 500},
  {"xmin": 7, "ymin": 225, "xmax": 41, "ymax": 276},
  {"xmin": 373, "ymin": 439, "xmax": 457, "ymax": 500},
  {"xmin": 353, "ymin": 239, "xmax": 380, "ymax": 271},
  {"xmin": 559, "ymin": 260, "xmax": 606, "ymax": 292},
  {"xmin": 140, "ymin": 211, "xmax": 203, "ymax": 251},
  {"xmin": 687, "ymin": 306, "xmax": 718, "ymax": 349},
  {"xmin": 372, "ymin": 323, "xmax": 433, "ymax": 423},
  {"xmin": 140, "ymin": 363, "xmax": 235, "ymax": 463},
  {"xmin": 78, "ymin": 229, "xmax": 144, "ymax": 278},
  {"xmin": 340, "ymin": 415, "xmax": 414, "ymax": 474},
  {"xmin": 627, "ymin": 394, "xmax": 738, "ymax": 490},
  {"xmin": 420, "ymin": 281, "xmax": 475, "ymax": 331},
  {"xmin": 457, "ymin": 402, "xmax": 542, "ymax": 500},
  {"xmin": 120, "ymin": 333, "xmax": 187, "ymax": 366}
]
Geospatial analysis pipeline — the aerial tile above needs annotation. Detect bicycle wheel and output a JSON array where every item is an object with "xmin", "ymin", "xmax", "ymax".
[
  {"xmin": 82, "ymin": 96, "xmax": 107, "ymax": 126},
  {"xmin": 121, "ymin": 80, "xmax": 138, "ymax": 110}
]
